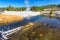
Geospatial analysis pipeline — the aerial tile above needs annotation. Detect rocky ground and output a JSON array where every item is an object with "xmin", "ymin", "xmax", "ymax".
[{"xmin": 8, "ymin": 21, "xmax": 60, "ymax": 40}]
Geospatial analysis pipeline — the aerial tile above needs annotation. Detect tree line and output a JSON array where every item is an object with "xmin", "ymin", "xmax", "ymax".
[{"xmin": 0, "ymin": 4, "xmax": 60, "ymax": 11}]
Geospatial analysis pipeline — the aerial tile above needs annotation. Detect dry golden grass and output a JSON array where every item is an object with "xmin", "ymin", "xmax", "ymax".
[{"xmin": 0, "ymin": 14, "xmax": 24, "ymax": 24}]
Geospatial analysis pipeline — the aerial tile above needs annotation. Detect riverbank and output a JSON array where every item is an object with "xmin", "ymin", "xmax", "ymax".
[
  {"xmin": 0, "ymin": 15, "xmax": 60, "ymax": 40},
  {"xmin": 0, "ymin": 14, "xmax": 24, "ymax": 25},
  {"xmin": 8, "ymin": 21, "xmax": 60, "ymax": 40},
  {"xmin": 3, "ymin": 11, "xmax": 40, "ymax": 17}
]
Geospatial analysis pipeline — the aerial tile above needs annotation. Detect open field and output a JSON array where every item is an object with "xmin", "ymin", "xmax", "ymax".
[{"xmin": 0, "ymin": 14, "xmax": 24, "ymax": 25}]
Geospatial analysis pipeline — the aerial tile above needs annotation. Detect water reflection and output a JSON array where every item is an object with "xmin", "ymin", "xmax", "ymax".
[
  {"xmin": 0, "ymin": 16, "xmax": 60, "ymax": 31},
  {"xmin": 28, "ymin": 16, "xmax": 60, "ymax": 28}
]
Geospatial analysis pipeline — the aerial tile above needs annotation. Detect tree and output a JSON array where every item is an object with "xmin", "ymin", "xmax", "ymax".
[
  {"xmin": 58, "ymin": 4, "xmax": 60, "ymax": 8},
  {"xmin": 49, "ymin": 10, "xmax": 54, "ymax": 18}
]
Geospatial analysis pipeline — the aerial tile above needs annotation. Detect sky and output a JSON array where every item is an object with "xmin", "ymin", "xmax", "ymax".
[{"xmin": 0, "ymin": 0, "xmax": 60, "ymax": 7}]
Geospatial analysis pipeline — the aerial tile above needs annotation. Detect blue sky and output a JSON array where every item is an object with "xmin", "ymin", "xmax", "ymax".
[{"xmin": 0, "ymin": 0, "xmax": 60, "ymax": 7}]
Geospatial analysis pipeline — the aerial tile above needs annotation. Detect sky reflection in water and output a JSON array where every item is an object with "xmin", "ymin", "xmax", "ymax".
[{"xmin": 0, "ymin": 16, "xmax": 60, "ymax": 31}]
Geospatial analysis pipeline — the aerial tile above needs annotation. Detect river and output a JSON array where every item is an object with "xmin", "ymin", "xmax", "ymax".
[{"xmin": 0, "ymin": 16, "xmax": 60, "ymax": 31}]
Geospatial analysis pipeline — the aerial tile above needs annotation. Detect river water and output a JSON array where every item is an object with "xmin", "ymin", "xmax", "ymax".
[{"xmin": 0, "ymin": 16, "xmax": 60, "ymax": 31}]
